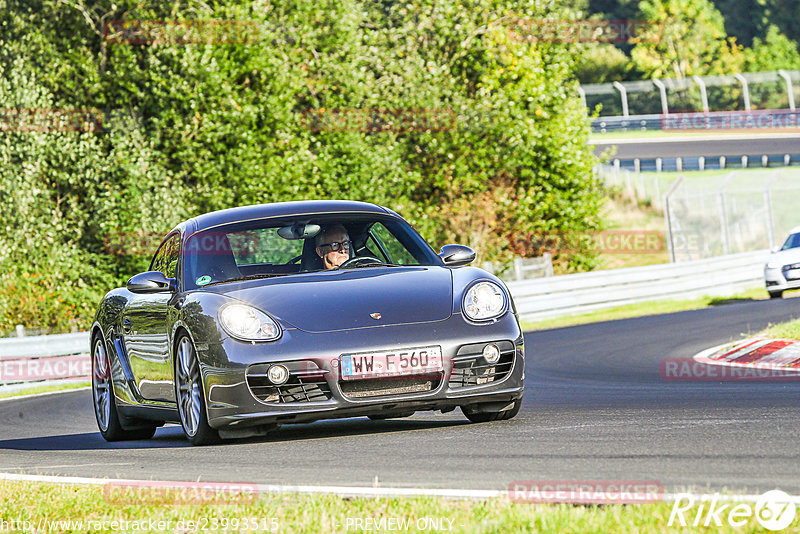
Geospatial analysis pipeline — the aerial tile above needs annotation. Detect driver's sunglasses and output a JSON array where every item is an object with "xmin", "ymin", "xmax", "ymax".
[{"xmin": 320, "ymin": 240, "xmax": 352, "ymax": 253}]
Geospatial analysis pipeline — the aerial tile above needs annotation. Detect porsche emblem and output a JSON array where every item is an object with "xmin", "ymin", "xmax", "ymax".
[{"xmin": 370, "ymin": 312, "xmax": 382, "ymax": 320}]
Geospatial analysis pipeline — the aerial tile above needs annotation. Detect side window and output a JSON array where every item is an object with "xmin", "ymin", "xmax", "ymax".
[
  {"xmin": 150, "ymin": 233, "xmax": 180, "ymax": 278},
  {"xmin": 163, "ymin": 235, "xmax": 180, "ymax": 278},
  {"xmin": 369, "ymin": 223, "xmax": 418, "ymax": 265},
  {"xmin": 150, "ymin": 241, "xmax": 166, "ymax": 274}
]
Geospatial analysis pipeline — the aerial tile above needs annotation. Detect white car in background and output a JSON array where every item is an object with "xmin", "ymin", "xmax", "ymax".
[{"xmin": 765, "ymin": 226, "xmax": 800, "ymax": 298}]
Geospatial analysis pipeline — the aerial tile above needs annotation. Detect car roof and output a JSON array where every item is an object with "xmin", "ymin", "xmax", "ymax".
[
  {"xmin": 177, "ymin": 200, "xmax": 394, "ymax": 235},
  {"xmin": 788, "ymin": 226, "xmax": 800, "ymax": 236}
]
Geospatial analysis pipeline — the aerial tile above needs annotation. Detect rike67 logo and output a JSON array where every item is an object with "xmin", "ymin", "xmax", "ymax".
[{"xmin": 669, "ymin": 490, "xmax": 797, "ymax": 530}]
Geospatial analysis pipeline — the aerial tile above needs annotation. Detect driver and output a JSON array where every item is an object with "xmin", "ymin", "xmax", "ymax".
[{"xmin": 315, "ymin": 224, "xmax": 352, "ymax": 269}]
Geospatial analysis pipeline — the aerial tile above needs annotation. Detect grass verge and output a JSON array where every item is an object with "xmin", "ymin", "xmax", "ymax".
[
  {"xmin": 522, "ymin": 286, "xmax": 773, "ymax": 331},
  {"xmin": 0, "ymin": 380, "xmax": 90, "ymax": 400},
  {"xmin": 763, "ymin": 317, "xmax": 800, "ymax": 340},
  {"xmin": 0, "ymin": 480, "xmax": 773, "ymax": 533},
  {"xmin": 595, "ymin": 191, "xmax": 667, "ymax": 271}
]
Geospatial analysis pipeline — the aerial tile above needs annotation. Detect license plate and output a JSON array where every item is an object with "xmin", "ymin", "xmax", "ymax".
[
  {"xmin": 340, "ymin": 346, "xmax": 443, "ymax": 380},
  {"xmin": 787, "ymin": 269, "xmax": 800, "ymax": 280}
]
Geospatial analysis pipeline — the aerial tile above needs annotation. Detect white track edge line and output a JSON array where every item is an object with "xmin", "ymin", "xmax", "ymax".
[
  {"xmin": 1, "ymin": 473, "xmax": 797, "ymax": 503},
  {"xmin": 0, "ymin": 386, "xmax": 90, "ymax": 403}
]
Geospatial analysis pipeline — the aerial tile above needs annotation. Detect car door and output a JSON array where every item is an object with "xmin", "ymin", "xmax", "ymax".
[{"xmin": 123, "ymin": 232, "xmax": 181, "ymax": 403}]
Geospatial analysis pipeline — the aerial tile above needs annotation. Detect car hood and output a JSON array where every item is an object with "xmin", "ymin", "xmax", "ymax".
[
  {"xmin": 768, "ymin": 248, "xmax": 800, "ymax": 266},
  {"xmin": 216, "ymin": 266, "xmax": 453, "ymax": 333}
]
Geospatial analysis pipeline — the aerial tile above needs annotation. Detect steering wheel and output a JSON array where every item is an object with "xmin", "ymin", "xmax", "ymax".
[{"xmin": 338, "ymin": 255, "xmax": 383, "ymax": 269}]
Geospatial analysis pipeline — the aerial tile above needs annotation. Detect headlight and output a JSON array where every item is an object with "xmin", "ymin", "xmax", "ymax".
[
  {"xmin": 219, "ymin": 304, "xmax": 281, "ymax": 341},
  {"xmin": 766, "ymin": 261, "xmax": 780, "ymax": 269},
  {"xmin": 463, "ymin": 281, "xmax": 507, "ymax": 321}
]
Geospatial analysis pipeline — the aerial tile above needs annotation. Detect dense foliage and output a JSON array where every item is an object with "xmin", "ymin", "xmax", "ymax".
[
  {"xmin": 0, "ymin": 0, "xmax": 603, "ymax": 334},
  {"xmin": 576, "ymin": 0, "xmax": 800, "ymax": 83}
]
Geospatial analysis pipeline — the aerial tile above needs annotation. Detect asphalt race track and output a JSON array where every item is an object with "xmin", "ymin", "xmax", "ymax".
[
  {"xmin": 591, "ymin": 133, "xmax": 800, "ymax": 159},
  {"xmin": 2, "ymin": 298, "xmax": 800, "ymax": 494}
]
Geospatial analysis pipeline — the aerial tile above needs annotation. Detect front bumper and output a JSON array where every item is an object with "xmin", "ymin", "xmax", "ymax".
[
  {"xmin": 197, "ymin": 312, "xmax": 525, "ymax": 429},
  {"xmin": 764, "ymin": 266, "xmax": 800, "ymax": 292}
]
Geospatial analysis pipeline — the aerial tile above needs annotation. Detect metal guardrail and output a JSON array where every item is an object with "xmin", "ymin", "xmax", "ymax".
[
  {"xmin": 592, "ymin": 113, "xmax": 664, "ymax": 132},
  {"xmin": 0, "ymin": 332, "xmax": 89, "ymax": 387},
  {"xmin": 581, "ymin": 69, "xmax": 800, "ymax": 119},
  {"xmin": 591, "ymin": 110, "xmax": 800, "ymax": 133},
  {"xmin": 603, "ymin": 154, "xmax": 800, "ymax": 173},
  {"xmin": 0, "ymin": 332, "xmax": 87, "ymax": 360},
  {"xmin": 507, "ymin": 250, "xmax": 768, "ymax": 322}
]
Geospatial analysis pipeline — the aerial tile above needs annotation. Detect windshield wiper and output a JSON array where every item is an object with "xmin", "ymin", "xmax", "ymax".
[
  {"xmin": 338, "ymin": 261, "xmax": 398, "ymax": 270},
  {"xmin": 202, "ymin": 273, "xmax": 295, "ymax": 286}
]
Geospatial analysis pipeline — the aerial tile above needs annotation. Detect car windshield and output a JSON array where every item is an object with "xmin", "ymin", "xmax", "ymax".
[
  {"xmin": 781, "ymin": 233, "xmax": 800, "ymax": 251},
  {"xmin": 183, "ymin": 214, "xmax": 440, "ymax": 289}
]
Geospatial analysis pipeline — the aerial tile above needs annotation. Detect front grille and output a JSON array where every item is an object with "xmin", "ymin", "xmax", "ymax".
[
  {"xmin": 339, "ymin": 375, "xmax": 440, "ymax": 399},
  {"xmin": 246, "ymin": 362, "xmax": 331, "ymax": 404},
  {"xmin": 449, "ymin": 341, "xmax": 515, "ymax": 388},
  {"xmin": 782, "ymin": 263, "xmax": 800, "ymax": 271}
]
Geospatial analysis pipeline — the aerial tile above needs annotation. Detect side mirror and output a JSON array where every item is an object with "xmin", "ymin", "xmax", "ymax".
[
  {"xmin": 438, "ymin": 244, "xmax": 476, "ymax": 267},
  {"xmin": 771, "ymin": 246, "xmax": 779, "ymax": 253},
  {"xmin": 127, "ymin": 271, "xmax": 176, "ymax": 293}
]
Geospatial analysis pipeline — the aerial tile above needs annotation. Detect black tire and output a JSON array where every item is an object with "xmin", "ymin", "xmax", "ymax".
[
  {"xmin": 461, "ymin": 398, "xmax": 522, "ymax": 423},
  {"xmin": 175, "ymin": 334, "xmax": 220, "ymax": 445},
  {"xmin": 769, "ymin": 290, "xmax": 783, "ymax": 299},
  {"xmin": 92, "ymin": 335, "xmax": 157, "ymax": 442}
]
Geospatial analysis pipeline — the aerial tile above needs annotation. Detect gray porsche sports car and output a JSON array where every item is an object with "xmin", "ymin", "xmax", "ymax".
[{"xmin": 91, "ymin": 201, "xmax": 524, "ymax": 444}]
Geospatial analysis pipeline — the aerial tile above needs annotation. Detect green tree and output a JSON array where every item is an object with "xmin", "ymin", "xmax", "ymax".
[
  {"xmin": 0, "ymin": 0, "xmax": 606, "ymax": 332},
  {"xmin": 711, "ymin": 0, "xmax": 769, "ymax": 47},
  {"xmin": 631, "ymin": 0, "xmax": 745, "ymax": 79},
  {"xmin": 745, "ymin": 25, "xmax": 800, "ymax": 70},
  {"xmin": 765, "ymin": 0, "xmax": 800, "ymax": 46},
  {"xmin": 574, "ymin": 44, "xmax": 631, "ymax": 83},
  {"xmin": 587, "ymin": 0, "xmax": 641, "ymax": 18},
  {"xmin": 744, "ymin": 25, "xmax": 800, "ymax": 108},
  {"xmin": 711, "ymin": 0, "xmax": 800, "ymax": 51},
  {"xmin": 0, "ymin": 56, "xmax": 190, "ymax": 334},
  {"xmin": 0, "ymin": 58, "xmax": 112, "ymax": 333}
]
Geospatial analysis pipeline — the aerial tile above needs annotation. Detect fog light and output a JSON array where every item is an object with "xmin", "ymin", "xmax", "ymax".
[
  {"xmin": 267, "ymin": 364, "xmax": 289, "ymax": 385},
  {"xmin": 482, "ymin": 344, "xmax": 501, "ymax": 364}
]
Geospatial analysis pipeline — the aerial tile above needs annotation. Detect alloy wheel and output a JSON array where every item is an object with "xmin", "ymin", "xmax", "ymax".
[
  {"xmin": 92, "ymin": 339, "xmax": 111, "ymax": 431},
  {"xmin": 177, "ymin": 337, "xmax": 202, "ymax": 437}
]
